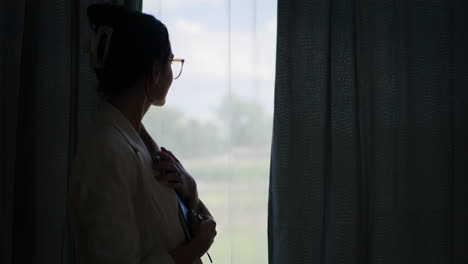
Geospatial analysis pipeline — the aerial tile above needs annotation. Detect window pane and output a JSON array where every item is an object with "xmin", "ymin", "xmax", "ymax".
[{"xmin": 142, "ymin": 1, "xmax": 277, "ymax": 263}]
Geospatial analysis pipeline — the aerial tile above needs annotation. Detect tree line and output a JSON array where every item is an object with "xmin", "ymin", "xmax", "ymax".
[{"xmin": 144, "ymin": 93, "xmax": 273, "ymax": 159}]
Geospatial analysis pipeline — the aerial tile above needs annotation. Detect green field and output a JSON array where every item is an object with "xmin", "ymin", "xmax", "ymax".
[{"xmin": 185, "ymin": 156, "xmax": 269, "ymax": 264}]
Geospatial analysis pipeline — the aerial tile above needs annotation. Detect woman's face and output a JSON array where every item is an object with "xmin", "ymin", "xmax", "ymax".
[{"xmin": 149, "ymin": 53, "xmax": 174, "ymax": 106}]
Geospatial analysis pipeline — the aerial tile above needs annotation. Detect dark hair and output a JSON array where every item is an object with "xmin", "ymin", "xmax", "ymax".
[{"xmin": 87, "ymin": 4, "xmax": 171, "ymax": 98}]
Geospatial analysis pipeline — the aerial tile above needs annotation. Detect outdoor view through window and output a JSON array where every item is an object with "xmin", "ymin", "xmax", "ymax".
[{"xmin": 142, "ymin": 0, "xmax": 277, "ymax": 263}]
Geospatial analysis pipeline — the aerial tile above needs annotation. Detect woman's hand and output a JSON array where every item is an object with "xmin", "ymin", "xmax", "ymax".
[
  {"xmin": 190, "ymin": 210, "xmax": 217, "ymax": 253},
  {"xmin": 169, "ymin": 211, "xmax": 217, "ymax": 263},
  {"xmin": 152, "ymin": 147, "xmax": 199, "ymax": 210}
]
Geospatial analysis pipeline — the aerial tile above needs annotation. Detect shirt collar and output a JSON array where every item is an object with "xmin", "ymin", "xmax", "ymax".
[{"xmin": 97, "ymin": 101, "xmax": 145, "ymax": 153}]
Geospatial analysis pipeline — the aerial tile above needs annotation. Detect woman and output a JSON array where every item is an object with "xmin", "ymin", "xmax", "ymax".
[{"xmin": 69, "ymin": 4, "xmax": 216, "ymax": 264}]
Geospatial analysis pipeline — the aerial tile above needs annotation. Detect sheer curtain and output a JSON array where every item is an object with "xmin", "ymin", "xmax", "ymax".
[
  {"xmin": 141, "ymin": 1, "xmax": 277, "ymax": 263},
  {"xmin": 269, "ymin": 0, "xmax": 468, "ymax": 263}
]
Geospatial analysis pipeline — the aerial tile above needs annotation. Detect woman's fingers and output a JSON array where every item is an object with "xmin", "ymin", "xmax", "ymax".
[
  {"xmin": 152, "ymin": 161, "xmax": 184, "ymax": 184},
  {"xmin": 155, "ymin": 151, "xmax": 176, "ymax": 163},
  {"xmin": 161, "ymin": 147, "xmax": 180, "ymax": 163},
  {"xmin": 155, "ymin": 171, "xmax": 181, "ymax": 183},
  {"xmin": 152, "ymin": 161, "xmax": 178, "ymax": 171},
  {"xmin": 205, "ymin": 217, "xmax": 216, "ymax": 228},
  {"xmin": 166, "ymin": 181, "xmax": 182, "ymax": 190},
  {"xmin": 201, "ymin": 214, "xmax": 212, "ymax": 221},
  {"xmin": 202, "ymin": 217, "xmax": 217, "ymax": 239}
]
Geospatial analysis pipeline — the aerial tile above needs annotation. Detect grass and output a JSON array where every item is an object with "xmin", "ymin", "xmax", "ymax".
[{"xmin": 184, "ymin": 156, "xmax": 270, "ymax": 264}]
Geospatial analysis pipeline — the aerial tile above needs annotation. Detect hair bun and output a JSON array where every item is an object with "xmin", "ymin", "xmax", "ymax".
[{"xmin": 87, "ymin": 3, "xmax": 129, "ymax": 31}]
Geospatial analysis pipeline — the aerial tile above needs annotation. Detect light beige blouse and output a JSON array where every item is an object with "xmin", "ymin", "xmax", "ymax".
[{"xmin": 69, "ymin": 102, "xmax": 199, "ymax": 264}]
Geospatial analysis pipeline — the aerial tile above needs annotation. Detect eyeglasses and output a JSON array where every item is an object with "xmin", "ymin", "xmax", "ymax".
[{"xmin": 169, "ymin": 58, "xmax": 185, "ymax": 80}]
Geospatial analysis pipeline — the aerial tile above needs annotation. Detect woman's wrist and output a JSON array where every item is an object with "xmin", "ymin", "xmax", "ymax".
[
  {"xmin": 187, "ymin": 195, "xmax": 200, "ymax": 212},
  {"xmin": 195, "ymin": 199, "xmax": 212, "ymax": 217},
  {"xmin": 169, "ymin": 237, "xmax": 204, "ymax": 264}
]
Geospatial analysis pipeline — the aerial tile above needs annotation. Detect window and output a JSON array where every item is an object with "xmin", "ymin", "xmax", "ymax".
[{"xmin": 142, "ymin": 1, "xmax": 277, "ymax": 263}]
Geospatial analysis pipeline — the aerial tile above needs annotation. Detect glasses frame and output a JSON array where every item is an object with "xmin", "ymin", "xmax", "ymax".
[{"xmin": 169, "ymin": 58, "xmax": 185, "ymax": 80}]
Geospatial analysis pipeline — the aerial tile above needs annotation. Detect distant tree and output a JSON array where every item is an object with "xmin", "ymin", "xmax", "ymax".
[
  {"xmin": 217, "ymin": 94, "xmax": 272, "ymax": 149},
  {"xmin": 143, "ymin": 94, "xmax": 272, "ymax": 159},
  {"xmin": 143, "ymin": 107, "xmax": 224, "ymax": 159}
]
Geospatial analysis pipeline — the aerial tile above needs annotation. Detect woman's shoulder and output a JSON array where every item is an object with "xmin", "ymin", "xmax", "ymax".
[
  {"xmin": 73, "ymin": 121, "xmax": 138, "ymax": 168},
  {"xmin": 70, "ymin": 122, "xmax": 140, "ymax": 188}
]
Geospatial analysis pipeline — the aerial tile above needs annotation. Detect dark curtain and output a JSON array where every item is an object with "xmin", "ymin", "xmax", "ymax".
[
  {"xmin": 0, "ymin": 0, "xmax": 141, "ymax": 264},
  {"xmin": 269, "ymin": 0, "xmax": 468, "ymax": 263},
  {"xmin": 1, "ymin": 1, "xmax": 25, "ymax": 263}
]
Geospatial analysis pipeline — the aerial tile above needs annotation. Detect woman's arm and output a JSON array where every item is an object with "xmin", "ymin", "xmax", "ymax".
[
  {"xmin": 169, "ymin": 239, "xmax": 203, "ymax": 264},
  {"xmin": 196, "ymin": 199, "xmax": 212, "ymax": 218},
  {"xmin": 169, "ymin": 236, "xmax": 207, "ymax": 264},
  {"xmin": 170, "ymin": 210, "xmax": 216, "ymax": 263}
]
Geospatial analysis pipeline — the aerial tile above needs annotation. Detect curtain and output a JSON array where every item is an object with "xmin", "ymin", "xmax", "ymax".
[
  {"xmin": 0, "ymin": 1, "xmax": 24, "ymax": 263},
  {"xmin": 1, "ymin": 0, "xmax": 76, "ymax": 263},
  {"xmin": 269, "ymin": 0, "xmax": 468, "ymax": 263},
  {"xmin": 0, "ymin": 1, "xmax": 138, "ymax": 264}
]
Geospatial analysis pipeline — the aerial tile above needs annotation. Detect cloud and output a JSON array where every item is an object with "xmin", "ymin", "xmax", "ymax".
[
  {"xmin": 140, "ymin": 4, "xmax": 277, "ymax": 120},
  {"xmin": 173, "ymin": 19, "xmax": 204, "ymax": 34},
  {"xmin": 169, "ymin": 17, "xmax": 277, "ymax": 81},
  {"xmin": 166, "ymin": 0, "xmax": 221, "ymax": 8},
  {"xmin": 143, "ymin": 0, "xmax": 221, "ymax": 12}
]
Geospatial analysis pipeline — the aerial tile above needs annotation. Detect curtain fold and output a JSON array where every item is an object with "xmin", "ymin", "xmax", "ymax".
[
  {"xmin": 11, "ymin": 0, "xmax": 75, "ymax": 263},
  {"xmin": 0, "ymin": 1, "xmax": 25, "ymax": 264},
  {"xmin": 269, "ymin": 0, "xmax": 468, "ymax": 263},
  {"xmin": 1, "ymin": 1, "xmax": 130, "ymax": 264}
]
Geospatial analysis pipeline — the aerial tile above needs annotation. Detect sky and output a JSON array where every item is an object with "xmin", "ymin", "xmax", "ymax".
[{"xmin": 142, "ymin": 0, "xmax": 277, "ymax": 121}]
